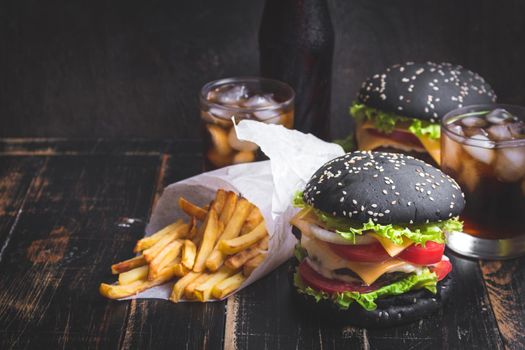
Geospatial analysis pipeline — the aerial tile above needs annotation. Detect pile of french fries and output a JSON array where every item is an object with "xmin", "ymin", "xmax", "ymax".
[{"xmin": 99, "ymin": 189, "xmax": 269, "ymax": 302}]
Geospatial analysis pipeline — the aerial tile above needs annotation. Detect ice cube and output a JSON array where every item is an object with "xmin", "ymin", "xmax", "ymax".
[
  {"xmin": 202, "ymin": 110, "xmax": 231, "ymax": 128},
  {"xmin": 215, "ymin": 84, "xmax": 249, "ymax": 105},
  {"xmin": 209, "ymin": 107, "xmax": 235, "ymax": 120},
  {"xmin": 494, "ymin": 147, "xmax": 525, "ymax": 182},
  {"xmin": 486, "ymin": 108, "xmax": 517, "ymax": 125},
  {"xmin": 254, "ymin": 109, "xmax": 281, "ymax": 121},
  {"xmin": 464, "ymin": 127, "xmax": 489, "ymax": 138},
  {"xmin": 461, "ymin": 116, "xmax": 488, "ymax": 128},
  {"xmin": 463, "ymin": 135, "xmax": 495, "ymax": 164},
  {"xmin": 487, "ymin": 124, "xmax": 513, "ymax": 141},
  {"xmin": 448, "ymin": 124, "xmax": 465, "ymax": 136},
  {"xmin": 242, "ymin": 94, "xmax": 276, "ymax": 108},
  {"xmin": 509, "ymin": 122, "xmax": 525, "ymax": 139}
]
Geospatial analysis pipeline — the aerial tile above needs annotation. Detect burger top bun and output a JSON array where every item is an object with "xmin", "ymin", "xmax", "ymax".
[
  {"xmin": 303, "ymin": 151, "xmax": 465, "ymax": 225},
  {"xmin": 357, "ymin": 61, "xmax": 497, "ymax": 123}
]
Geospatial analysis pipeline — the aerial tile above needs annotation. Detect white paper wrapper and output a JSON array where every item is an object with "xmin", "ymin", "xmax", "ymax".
[{"xmin": 128, "ymin": 120, "xmax": 344, "ymax": 300}]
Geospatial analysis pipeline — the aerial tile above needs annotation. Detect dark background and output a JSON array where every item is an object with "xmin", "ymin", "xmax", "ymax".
[{"xmin": 1, "ymin": 0, "xmax": 524, "ymax": 140}]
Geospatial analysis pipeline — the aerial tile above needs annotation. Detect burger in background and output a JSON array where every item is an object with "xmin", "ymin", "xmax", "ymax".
[{"xmin": 350, "ymin": 62, "xmax": 497, "ymax": 164}]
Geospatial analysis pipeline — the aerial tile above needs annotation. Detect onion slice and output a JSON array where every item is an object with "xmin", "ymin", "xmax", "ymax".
[{"xmin": 309, "ymin": 223, "xmax": 376, "ymax": 245}]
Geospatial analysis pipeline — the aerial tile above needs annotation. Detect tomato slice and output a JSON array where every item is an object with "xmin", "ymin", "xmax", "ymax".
[
  {"xmin": 327, "ymin": 241, "xmax": 391, "ymax": 262},
  {"xmin": 430, "ymin": 259, "xmax": 452, "ymax": 281},
  {"xmin": 397, "ymin": 241, "xmax": 444, "ymax": 265},
  {"xmin": 298, "ymin": 260, "xmax": 381, "ymax": 294},
  {"xmin": 369, "ymin": 129, "xmax": 423, "ymax": 148}
]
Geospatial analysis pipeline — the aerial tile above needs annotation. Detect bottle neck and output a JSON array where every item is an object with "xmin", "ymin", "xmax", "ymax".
[{"xmin": 259, "ymin": 0, "xmax": 334, "ymax": 47}]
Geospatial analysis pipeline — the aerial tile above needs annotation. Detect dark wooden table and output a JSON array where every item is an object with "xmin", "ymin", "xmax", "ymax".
[{"xmin": 0, "ymin": 138, "xmax": 523, "ymax": 350}]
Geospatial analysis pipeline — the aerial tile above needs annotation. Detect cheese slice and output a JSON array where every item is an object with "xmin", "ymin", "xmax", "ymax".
[
  {"xmin": 369, "ymin": 233, "xmax": 413, "ymax": 257},
  {"xmin": 356, "ymin": 121, "xmax": 441, "ymax": 164},
  {"xmin": 290, "ymin": 208, "xmax": 318, "ymax": 238},
  {"xmin": 302, "ymin": 235, "xmax": 414, "ymax": 285}
]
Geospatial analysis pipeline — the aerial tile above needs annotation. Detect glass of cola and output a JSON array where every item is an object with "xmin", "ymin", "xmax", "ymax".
[
  {"xmin": 441, "ymin": 104, "xmax": 525, "ymax": 259},
  {"xmin": 200, "ymin": 77, "xmax": 294, "ymax": 169}
]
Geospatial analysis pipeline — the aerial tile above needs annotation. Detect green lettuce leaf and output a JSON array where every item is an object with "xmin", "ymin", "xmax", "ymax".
[
  {"xmin": 294, "ymin": 266, "xmax": 438, "ymax": 311},
  {"xmin": 408, "ymin": 118, "xmax": 441, "ymax": 139},
  {"xmin": 294, "ymin": 243, "xmax": 309, "ymax": 262},
  {"xmin": 293, "ymin": 191, "xmax": 463, "ymax": 245},
  {"xmin": 350, "ymin": 101, "xmax": 441, "ymax": 140}
]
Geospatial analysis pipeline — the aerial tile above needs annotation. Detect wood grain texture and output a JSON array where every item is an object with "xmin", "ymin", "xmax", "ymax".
[
  {"xmin": 0, "ymin": 153, "xmax": 160, "ymax": 349},
  {"xmin": 225, "ymin": 262, "xmax": 365, "ymax": 350},
  {"xmin": 0, "ymin": 157, "xmax": 45, "ymax": 249},
  {"xmin": 480, "ymin": 259, "xmax": 525, "ymax": 350},
  {"xmin": 117, "ymin": 143, "xmax": 227, "ymax": 350}
]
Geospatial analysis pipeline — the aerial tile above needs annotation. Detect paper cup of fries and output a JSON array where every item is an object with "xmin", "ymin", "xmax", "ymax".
[{"xmin": 100, "ymin": 120, "xmax": 344, "ymax": 302}]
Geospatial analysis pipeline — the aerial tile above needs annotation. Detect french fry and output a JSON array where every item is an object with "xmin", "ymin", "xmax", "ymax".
[
  {"xmin": 148, "ymin": 240, "xmax": 183, "ymax": 280},
  {"xmin": 179, "ymin": 197, "xmax": 207, "ymax": 221},
  {"xmin": 143, "ymin": 223, "xmax": 189, "ymax": 262},
  {"xmin": 205, "ymin": 199, "xmax": 254, "ymax": 271},
  {"xmin": 184, "ymin": 274, "xmax": 211, "ymax": 299},
  {"xmin": 111, "ymin": 255, "xmax": 146, "ymax": 274},
  {"xmin": 170, "ymin": 272, "xmax": 201, "ymax": 302},
  {"xmin": 212, "ymin": 272, "xmax": 246, "ymax": 299},
  {"xmin": 219, "ymin": 191, "xmax": 238, "ymax": 225},
  {"xmin": 193, "ymin": 208, "xmax": 220, "ymax": 272},
  {"xmin": 211, "ymin": 189, "xmax": 227, "ymax": 215},
  {"xmin": 173, "ymin": 262, "xmax": 190, "ymax": 277},
  {"xmin": 118, "ymin": 265, "xmax": 149, "ymax": 285},
  {"xmin": 241, "ymin": 207, "xmax": 264, "ymax": 235},
  {"xmin": 134, "ymin": 220, "xmax": 184, "ymax": 252},
  {"xmin": 218, "ymin": 221, "xmax": 267, "ymax": 255},
  {"xmin": 188, "ymin": 216, "xmax": 198, "ymax": 239},
  {"xmin": 224, "ymin": 236, "xmax": 269, "ymax": 270},
  {"xmin": 243, "ymin": 253, "xmax": 267, "ymax": 277},
  {"xmin": 100, "ymin": 264, "xmax": 179, "ymax": 299},
  {"xmin": 194, "ymin": 266, "xmax": 234, "ymax": 302},
  {"xmin": 181, "ymin": 239, "xmax": 197, "ymax": 269}
]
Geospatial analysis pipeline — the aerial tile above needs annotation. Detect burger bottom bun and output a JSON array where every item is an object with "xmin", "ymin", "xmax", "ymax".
[{"xmin": 290, "ymin": 264, "xmax": 453, "ymax": 329}]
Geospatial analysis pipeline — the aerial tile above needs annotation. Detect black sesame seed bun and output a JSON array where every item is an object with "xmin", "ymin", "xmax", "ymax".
[
  {"xmin": 357, "ymin": 62, "xmax": 497, "ymax": 123},
  {"xmin": 290, "ymin": 265, "xmax": 454, "ymax": 329},
  {"xmin": 303, "ymin": 151, "xmax": 465, "ymax": 225}
]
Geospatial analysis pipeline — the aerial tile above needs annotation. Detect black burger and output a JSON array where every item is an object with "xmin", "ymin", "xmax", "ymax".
[
  {"xmin": 291, "ymin": 151, "xmax": 465, "ymax": 328},
  {"xmin": 351, "ymin": 61, "xmax": 496, "ymax": 164}
]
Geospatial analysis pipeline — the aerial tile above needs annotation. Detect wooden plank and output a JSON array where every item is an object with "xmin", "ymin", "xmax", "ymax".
[
  {"xmin": 0, "ymin": 154, "xmax": 160, "ymax": 349},
  {"xmin": 480, "ymin": 258, "xmax": 525, "ymax": 349},
  {"xmin": 0, "ymin": 157, "xmax": 45, "ymax": 248},
  {"xmin": 0, "ymin": 138, "xmax": 201, "ymax": 156},
  {"xmin": 366, "ymin": 254, "xmax": 504, "ymax": 349},
  {"xmin": 224, "ymin": 261, "xmax": 365, "ymax": 350},
  {"xmin": 118, "ymin": 149, "xmax": 226, "ymax": 349}
]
